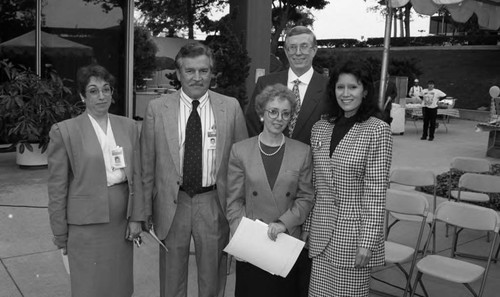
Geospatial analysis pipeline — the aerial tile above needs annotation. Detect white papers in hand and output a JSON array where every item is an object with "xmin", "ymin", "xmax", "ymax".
[{"xmin": 223, "ymin": 217, "xmax": 305, "ymax": 278}]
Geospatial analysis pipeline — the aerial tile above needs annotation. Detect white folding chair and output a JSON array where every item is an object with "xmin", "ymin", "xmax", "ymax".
[
  {"xmin": 387, "ymin": 168, "xmax": 437, "ymax": 254},
  {"xmin": 371, "ymin": 189, "xmax": 430, "ymax": 297},
  {"xmin": 448, "ymin": 157, "xmax": 491, "ymax": 203},
  {"xmin": 453, "ymin": 173, "xmax": 500, "ymax": 261},
  {"xmin": 409, "ymin": 202, "xmax": 500, "ymax": 297},
  {"xmin": 446, "ymin": 157, "xmax": 491, "ymax": 238}
]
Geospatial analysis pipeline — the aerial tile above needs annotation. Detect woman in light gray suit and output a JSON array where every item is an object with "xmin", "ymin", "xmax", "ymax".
[
  {"xmin": 226, "ymin": 84, "xmax": 314, "ymax": 297},
  {"xmin": 48, "ymin": 65, "xmax": 144, "ymax": 297},
  {"xmin": 304, "ymin": 59, "xmax": 392, "ymax": 297}
]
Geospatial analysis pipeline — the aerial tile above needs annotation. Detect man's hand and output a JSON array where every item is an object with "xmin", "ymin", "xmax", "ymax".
[{"xmin": 126, "ymin": 221, "xmax": 143, "ymax": 241}]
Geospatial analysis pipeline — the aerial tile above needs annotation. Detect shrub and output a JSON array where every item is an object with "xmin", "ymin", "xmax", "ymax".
[{"xmin": 418, "ymin": 164, "xmax": 500, "ymax": 211}]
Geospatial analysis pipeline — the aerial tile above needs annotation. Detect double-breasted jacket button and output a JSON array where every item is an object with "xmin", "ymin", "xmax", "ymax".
[
  {"xmin": 252, "ymin": 191, "xmax": 258, "ymax": 196},
  {"xmin": 286, "ymin": 192, "xmax": 291, "ymax": 197}
]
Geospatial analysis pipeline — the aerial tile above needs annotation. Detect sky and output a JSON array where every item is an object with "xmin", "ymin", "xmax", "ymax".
[{"xmin": 311, "ymin": 0, "xmax": 431, "ymax": 40}]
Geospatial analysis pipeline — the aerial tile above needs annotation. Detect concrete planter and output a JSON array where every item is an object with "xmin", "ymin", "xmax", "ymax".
[{"xmin": 16, "ymin": 144, "xmax": 48, "ymax": 167}]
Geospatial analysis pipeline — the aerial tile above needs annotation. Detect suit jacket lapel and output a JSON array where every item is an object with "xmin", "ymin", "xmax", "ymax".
[
  {"xmin": 161, "ymin": 93, "xmax": 181, "ymax": 175},
  {"xmin": 294, "ymin": 71, "xmax": 322, "ymax": 136},
  {"xmin": 78, "ymin": 113, "xmax": 107, "ymax": 173},
  {"xmin": 209, "ymin": 91, "xmax": 226, "ymax": 176},
  {"xmin": 271, "ymin": 138, "xmax": 289, "ymax": 211}
]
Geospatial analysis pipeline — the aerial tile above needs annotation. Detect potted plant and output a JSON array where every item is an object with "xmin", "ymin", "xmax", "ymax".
[{"xmin": 0, "ymin": 59, "xmax": 83, "ymax": 166}]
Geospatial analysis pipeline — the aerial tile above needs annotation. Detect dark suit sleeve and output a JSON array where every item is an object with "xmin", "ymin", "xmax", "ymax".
[
  {"xmin": 47, "ymin": 124, "xmax": 69, "ymax": 248},
  {"xmin": 244, "ymin": 77, "xmax": 265, "ymax": 137},
  {"xmin": 234, "ymin": 99, "xmax": 249, "ymax": 143}
]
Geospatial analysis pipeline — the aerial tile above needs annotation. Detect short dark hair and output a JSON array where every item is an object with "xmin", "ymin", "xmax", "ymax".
[
  {"xmin": 175, "ymin": 42, "xmax": 214, "ymax": 70},
  {"xmin": 255, "ymin": 84, "xmax": 297, "ymax": 118},
  {"xmin": 285, "ymin": 26, "xmax": 317, "ymax": 47},
  {"xmin": 427, "ymin": 80, "xmax": 435, "ymax": 84},
  {"xmin": 76, "ymin": 64, "xmax": 115, "ymax": 97},
  {"xmin": 327, "ymin": 59, "xmax": 380, "ymax": 123}
]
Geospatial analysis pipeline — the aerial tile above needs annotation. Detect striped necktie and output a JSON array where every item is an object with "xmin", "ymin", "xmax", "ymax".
[{"xmin": 289, "ymin": 79, "xmax": 301, "ymax": 137}]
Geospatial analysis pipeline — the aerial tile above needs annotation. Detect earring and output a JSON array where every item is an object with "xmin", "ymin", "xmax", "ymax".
[{"xmin": 260, "ymin": 117, "xmax": 264, "ymax": 122}]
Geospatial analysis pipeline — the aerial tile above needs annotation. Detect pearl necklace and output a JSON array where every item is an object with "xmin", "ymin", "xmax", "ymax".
[{"xmin": 258, "ymin": 133, "xmax": 285, "ymax": 157}]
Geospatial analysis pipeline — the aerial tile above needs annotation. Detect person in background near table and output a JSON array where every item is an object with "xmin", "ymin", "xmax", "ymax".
[
  {"xmin": 421, "ymin": 80, "xmax": 446, "ymax": 141},
  {"xmin": 245, "ymin": 25, "xmax": 333, "ymax": 146},
  {"xmin": 304, "ymin": 59, "xmax": 392, "ymax": 297},
  {"xmin": 408, "ymin": 78, "xmax": 423, "ymax": 103},
  {"xmin": 227, "ymin": 83, "xmax": 314, "ymax": 297},
  {"xmin": 140, "ymin": 42, "xmax": 248, "ymax": 297},
  {"xmin": 48, "ymin": 64, "xmax": 145, "ymax": 297}
]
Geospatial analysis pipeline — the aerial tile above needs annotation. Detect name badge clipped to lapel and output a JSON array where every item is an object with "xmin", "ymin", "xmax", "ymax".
[
  {"xmin": 207, "ymin": 128, "xmax": 217, "ymax": 150},
  {"xmin": 111, "ymin": 146, "xmax": 126, "ymax": 169}
]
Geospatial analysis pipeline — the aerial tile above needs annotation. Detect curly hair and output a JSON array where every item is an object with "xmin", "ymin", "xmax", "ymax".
[
  {"xmin": 76, "ymin": 64, "xmax": 115, "ymax": 97},
  {"xmin": 255, "ymin": 83, "xmax": 297, "ymax": 118}
]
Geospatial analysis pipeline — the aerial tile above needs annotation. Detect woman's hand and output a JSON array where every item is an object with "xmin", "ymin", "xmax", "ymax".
[
  {"xmin": 267, "ymin": 221, "xmax": 287, "ymax": 241},
  {"xmin": 354, "ymin": 247, "xmax": 372, "ymax": 268},
  {"xmin": 126, "ymin": 221, "xmax": 142, "ymax": 241},
  {"xmin": 300, "ymin": 231, "xmax": 310, "ymax": 248}
]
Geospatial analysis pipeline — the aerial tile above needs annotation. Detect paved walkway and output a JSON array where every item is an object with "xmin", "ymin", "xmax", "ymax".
[{"xmin": 0, "ymin": 118, "xmax": 499, "ymax": 297}]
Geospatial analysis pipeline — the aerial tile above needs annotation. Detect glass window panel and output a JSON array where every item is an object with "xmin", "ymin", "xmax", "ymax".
[
  {"xmin": 42, "ymin": 0, "xmax": 128, "ymax": 115},
  {"xmin": 0, "ymin": 0, "xmax": 36, "ymax": 70}
]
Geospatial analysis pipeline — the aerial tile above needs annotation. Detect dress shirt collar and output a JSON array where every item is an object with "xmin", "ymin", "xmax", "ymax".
[
  {"xmin": 180, "ymin": 89, "xmax": 209, "ymax": 110},
  {"xmin": 288, "ymin": 67, "xmax": 314, "ymax": 86}
]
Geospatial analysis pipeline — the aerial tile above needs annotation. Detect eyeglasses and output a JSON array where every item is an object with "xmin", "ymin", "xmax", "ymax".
[
  {"xmin": 86, "ymin": 86, "xmax": 113, "ymax": 98},
  {"xmin": 265, "ymin": 109, "xmax": 291, "ymax": 121},
  {"xmin": 285, "ymin": 43, "xmax": 314, "ymax": 54}
]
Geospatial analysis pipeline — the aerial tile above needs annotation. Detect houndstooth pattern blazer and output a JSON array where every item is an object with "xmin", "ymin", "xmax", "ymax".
[{"xmin": 304, "ymin": 117, "xmax": 392, "ymax": 268}]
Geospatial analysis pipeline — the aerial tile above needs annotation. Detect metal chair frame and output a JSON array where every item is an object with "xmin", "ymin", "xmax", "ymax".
[
  {"xmin": 371, "ymin": 189, "xmax": 430, "ymax": 297},
  {"xmin": 410, "ymin": 201, "xmax": 500, "ymax": 297},
  {"xmin": 387, "ymin": 168, "xmax": 437, "ymax": 254}
]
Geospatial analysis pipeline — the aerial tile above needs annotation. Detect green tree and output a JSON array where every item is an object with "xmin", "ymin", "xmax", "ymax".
[
  {"xmin": 0, "ymin": 0, "xmax": 36, "ymax": 43},
  {"xmin": 135, "ymin": 0, "xmax": 228, "ymax": 38},
  {"xmin": 270, "ymin": 0, "xmax": 329, "ymax": 54},
  {"xmin": 133, "ymin": 26, "xmax": 158, "ymax": 89}
]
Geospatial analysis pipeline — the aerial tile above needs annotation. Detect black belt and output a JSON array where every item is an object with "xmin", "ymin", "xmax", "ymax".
[{"xmin": 179, "ymin": 184, "xmax": 217, "ymax": 195}]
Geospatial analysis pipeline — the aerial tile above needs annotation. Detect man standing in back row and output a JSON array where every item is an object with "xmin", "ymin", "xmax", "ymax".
[
  {"xmin": 245, "ymin": 26, "xmax": 333, "ymax": 146},
  {"xmin": 244, "ymin": 26, "xmax": 333, "ymax": 297},
  {"xmin": 141, "ymin": 42, "xmax": 248, "ymax": 297}
]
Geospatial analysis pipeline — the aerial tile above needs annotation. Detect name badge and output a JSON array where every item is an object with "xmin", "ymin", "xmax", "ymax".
[
  {"xmin": 207, "ymin": 128, "xmax": 217, "ymax": 150},
  {"xmin": 111, "ymin": 146, "xmax": 126, "ymax": 169}
]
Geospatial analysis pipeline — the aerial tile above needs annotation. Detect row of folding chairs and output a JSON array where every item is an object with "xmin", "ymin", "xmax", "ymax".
[{"xmin": 373, "ymin": 159, "xmax": 500, "ymax": 297}]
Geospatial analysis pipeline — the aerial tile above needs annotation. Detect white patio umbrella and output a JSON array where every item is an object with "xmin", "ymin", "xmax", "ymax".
[{"xmin": 377, "ymin": 0, "xmax": 500, "ymax": 109}]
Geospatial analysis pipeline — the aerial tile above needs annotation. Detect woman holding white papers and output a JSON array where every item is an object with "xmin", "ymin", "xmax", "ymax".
[
  {"xmin": 226, "ymin": 83, "xmax": 314, "ymax": 297},
  {"xmin": 304, "ymin": 59, "xmax": 392, "ymax": 296}
]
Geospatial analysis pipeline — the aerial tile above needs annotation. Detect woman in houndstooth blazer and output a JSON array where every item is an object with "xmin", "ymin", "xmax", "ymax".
[{"xmin": 303, "ymin": 59, "xmax": 393, "ymax": 297}]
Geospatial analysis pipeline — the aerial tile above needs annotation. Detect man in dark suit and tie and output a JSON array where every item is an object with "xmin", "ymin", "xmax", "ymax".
[
  {"xmin": 245, "ymin": 25, "xmax": 333, "ymax": 146},
  {"xmin": 141, "ymin": 43, "xmax": 248, "ymax": 297},
  {"xmin": 244, "ymin": 26, "xmax": 332, "ymax": 297}
]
